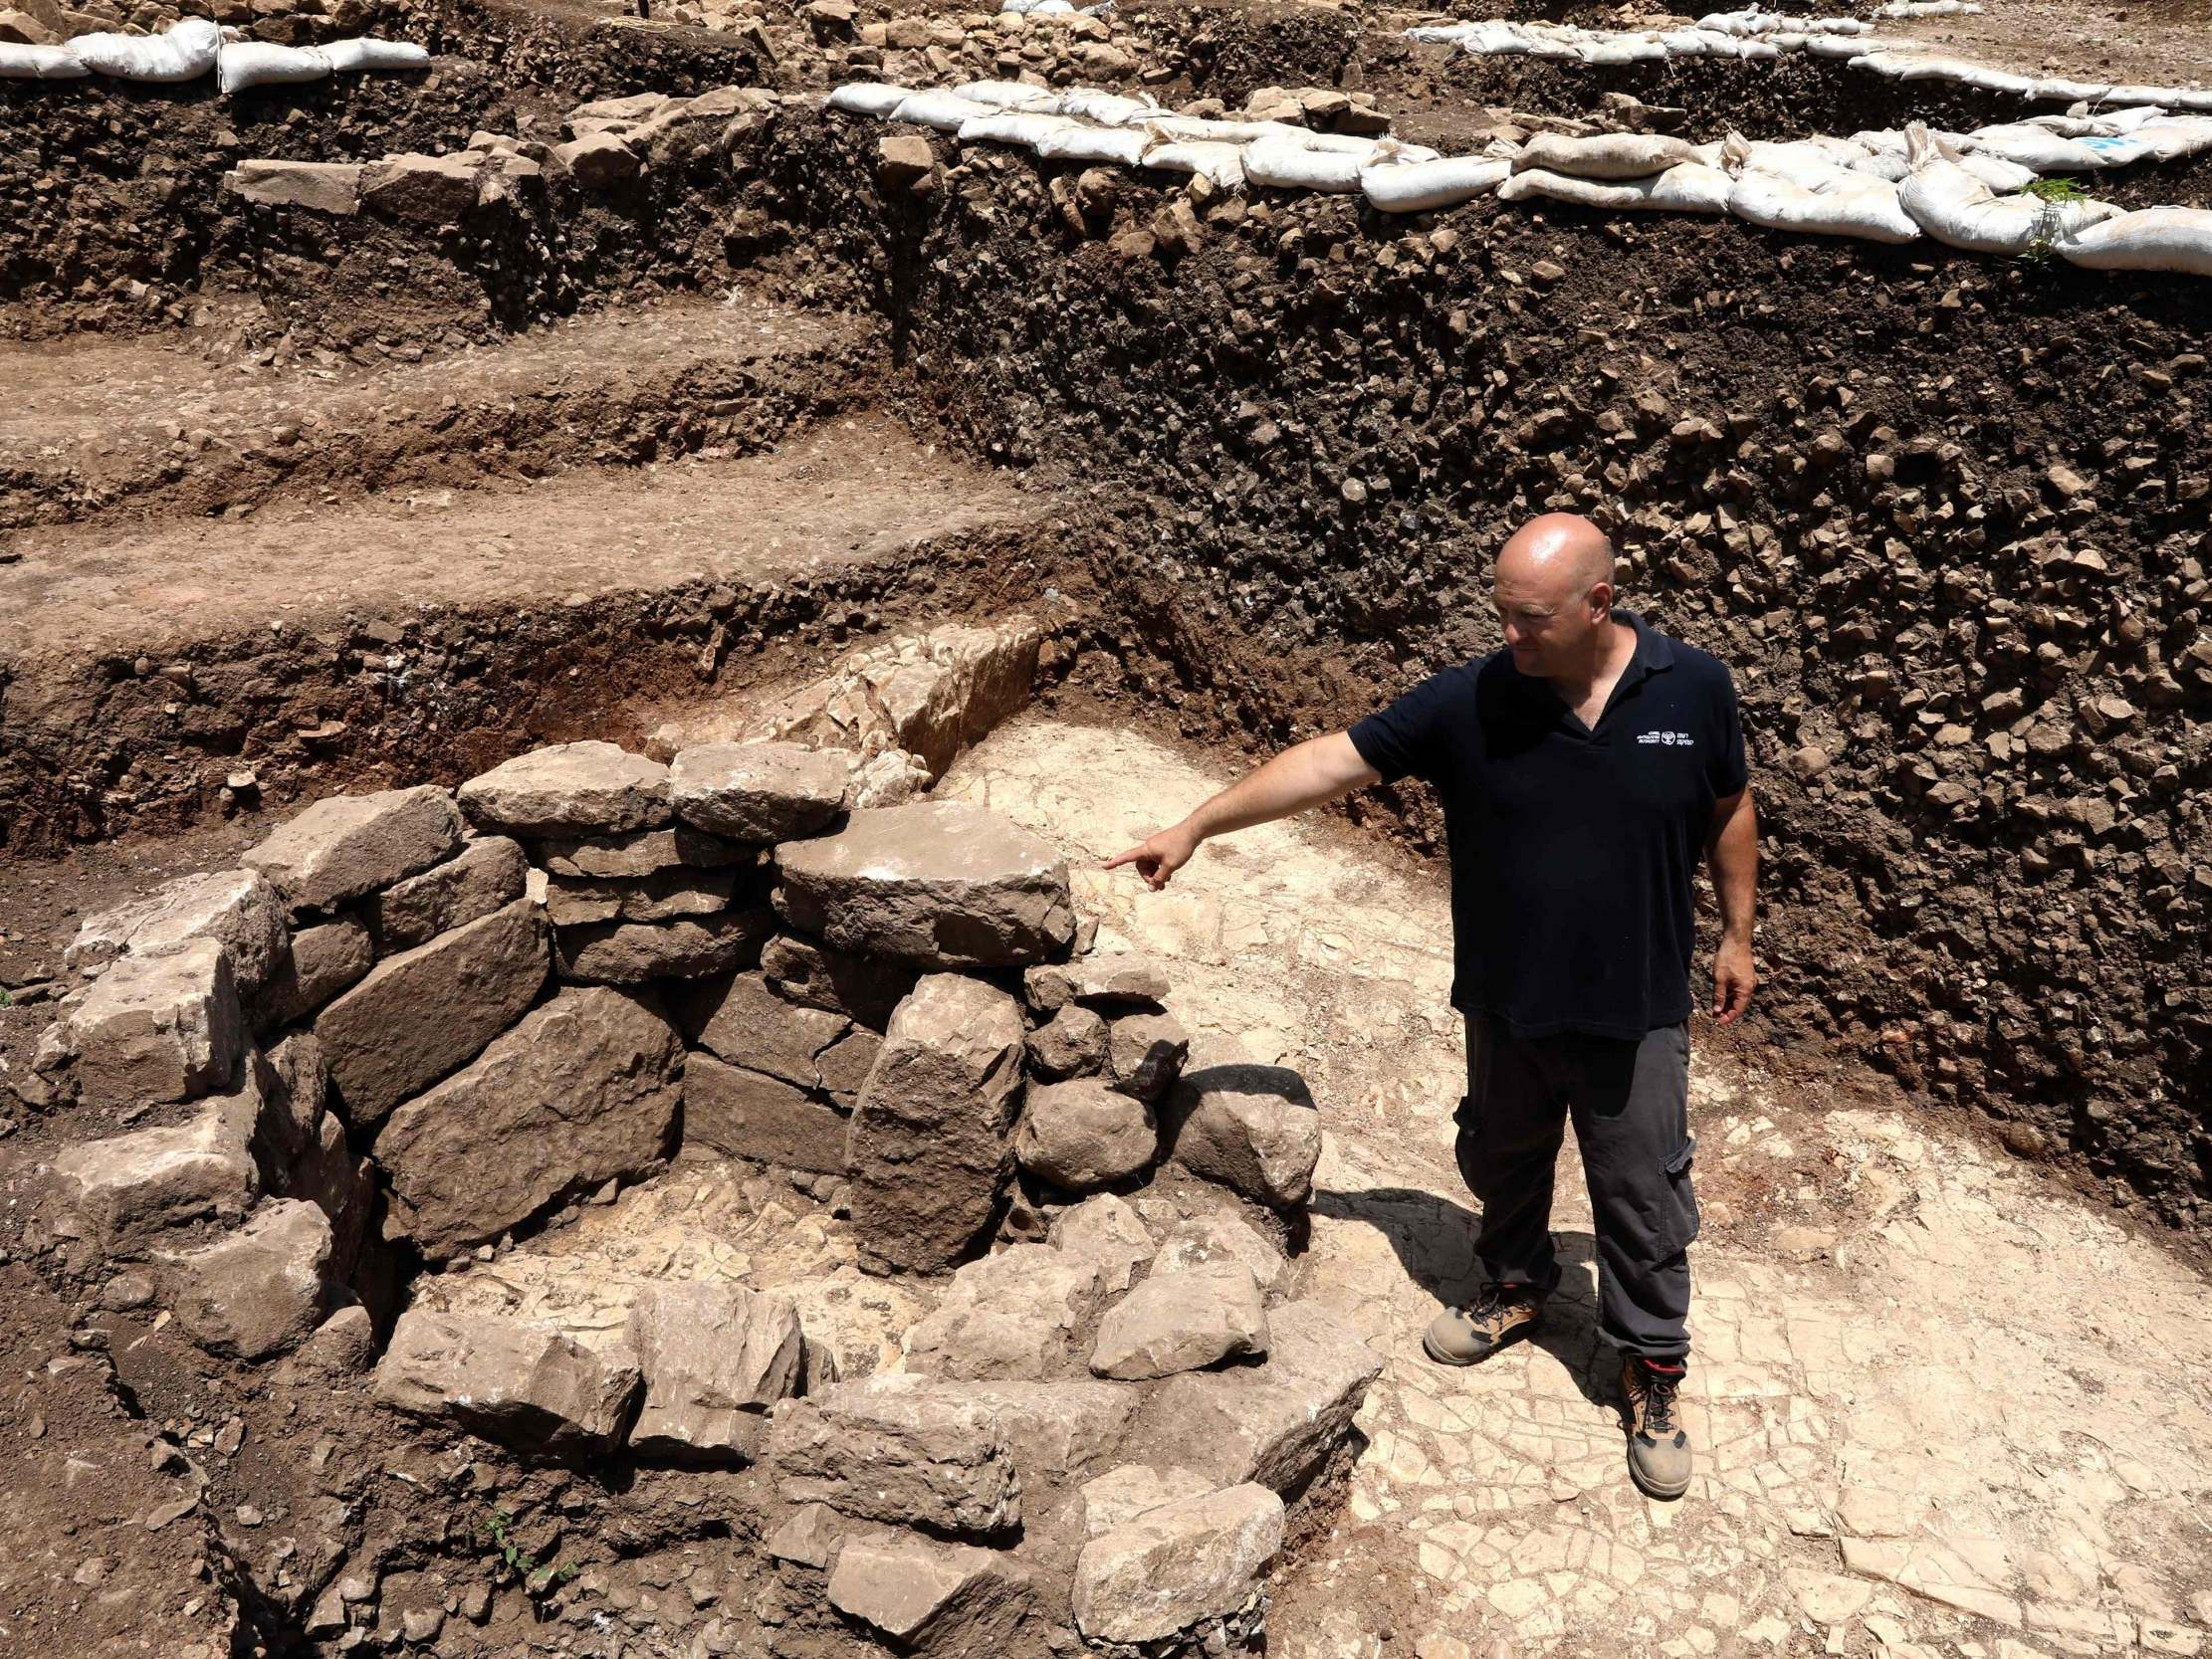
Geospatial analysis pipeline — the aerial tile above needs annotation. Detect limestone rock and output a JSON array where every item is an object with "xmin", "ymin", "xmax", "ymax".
[
  {"xmin": 253, "ymin": 916, "xmax": 373, "ymax": 1029},
  {"xmin": 373, "ymin": 1310, "xmax": 642, "ymax": 1458},
  {"xmin": 550, "ymin": 129, "xmax": 640, "ymax": 189},
  {"xmin": 1026, "ymin": 1002, "xmax": 1107, "ymax": 1080},
  {"xmin": 289, "ymin": 1304, "xmax": 378, "ymax": 1378},
  {"xmin": 902, "ymin": 1244, "xmax": 1108, "ymax": 1380},
  {"xmin": 1072, "ymin": 1484, "xmax": 1284, "ymax": 1644},
  {"xmin": 825, "ymin": 1534, "xmax": 1030, "ymax": 1648},
  {"xmin": 242, "ymin": 785, "xmax": 463, "ymax": 914},
  {"xmin": 1090, "ymin": 1261, "xmax": 1268, "ymax": 1380},
  {"xmin": 1154, "ymin": 1206, "xmax": 1290, "ymax": 1296},
  {"xmin": 1107, "ymin": 1011, "xmax": 1190, "ymax": 1104},
  {"xmin": 816, "ymin": 1027, "xmax": 882, "ymax": 1107},
  {"xmin": 767, "ymin": 1375, "xmax": 1019, "ymax": 1537},
  {"xmin": 683, "ymin": 970, "xmax": 848, "ymax": 1086},
  {"xmin": 536, "ymin": 823, "xmax": 748, "ymax": 879},
  {"xmin": 264, "ymin": 1034, "xmax": 374, "ymax": 1285},
  {"xmin": 375, "ymin": 987, "xmax": 681, "ymax": 1258},
  {"xmin": 773, "ymin": 800, "xmax": 1075, "ymax": 968},
  {"xmin": 316, "ymin": 900, "xmax": 549, "ymax": 1126},
  {"xmin": 52, "ymin": 1104, "xmax": 258, "ymax": 1257},
  {"xmin": 899, "ymin": 1378, "xmax": 1139, "ymax": 1496},
  {"xmin": 543, "ymin": 866, "xmax": 737, "ymax": 927},
  {"xmin": 366, "ymin": 836, "xmax": 527, "ymax": 953},
  {"xmin": 1049, "ymin": 1193, "xmax": 1158, "ymax": 1294},
  {"xmin": 846, "ymin": 973, "xmax": 1026, "ymax": 1274},
  {"xmin": 66, "ymin": 869, "xmax": 288, "ymax": 994},
  {"xmin": 1014, "ymin": 1078, "xmax": 1157, "ymax": 1192},
  {"xmin": 553, "ymin": 908, "xmax": 773, "ymax": 984},
  {"xmin": 162, "ymin": 1199, "xmax": 332, "ymax": 1360},
  {"xmin": 627, "ymin": 1283, "xmax": 802, "ymax": 1463},
  {"xmin": 67, "ymin": 938, "xmax": 243, "ymax": 1110},
  {"xmin": 1129, "ymin": 1301, "xmax": 1381, "ymax": 1493},
  {"xmin": 1023, "ymin": 954, "xmax": 1170, "ymax": 1012},
  {"xmin": 1161, "ymin": 1045, "xmax": 1323, "ymax": 1210},
  {"xmin": 761, "ymin": 932, "xmax": 918, "ymax": 1029},
  {"xmin": 457, "ymin": 741, "xmax": 671, "ymax": 837},
  {"xmin": 1077, "ymin": 1464, "xmax": 1217, "ymax": 1538},
  {"xmin": 670, "ymin": 741, "xmax": 851, "ymax": 842},
  {"xmin": 226, "ymin": 158, "xmax": 362, "ymax": 215},
  {"xmin": 683, "ymin": 1054, "xmax": 849, "ymax": 1173}
]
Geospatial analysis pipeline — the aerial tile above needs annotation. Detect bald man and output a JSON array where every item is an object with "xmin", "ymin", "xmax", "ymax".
[{"xmin": 1107, "ymin": 514, "xmax": 1757, "ymax": 1502}]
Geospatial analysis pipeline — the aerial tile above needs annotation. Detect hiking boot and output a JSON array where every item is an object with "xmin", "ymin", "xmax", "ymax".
[
  {"xmin": 1421, "ymin": 1282, "xmax": 1546, "ymax": 1366},
  {"xmin": 1621, "ymin": 1355, "xmax": 1693, "ymax": 1500}
]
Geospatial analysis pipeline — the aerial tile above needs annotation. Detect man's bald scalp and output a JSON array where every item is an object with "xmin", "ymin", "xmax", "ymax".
[{"xmin": 1497, "ymin": 513, "xmax": 1615, "ymax": 598}]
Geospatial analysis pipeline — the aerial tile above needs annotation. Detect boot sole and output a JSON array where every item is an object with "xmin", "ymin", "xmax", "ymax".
[{"xmin": 1421, "ymin": 1316, "xmax": 1538, "ymax": 1367}]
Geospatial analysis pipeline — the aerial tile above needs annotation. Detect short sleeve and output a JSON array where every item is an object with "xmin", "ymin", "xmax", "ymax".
[
  {"xmin": 1347, "ymin": 667, "xmax": 1459, "ymax": 787},
  {"xmin": 1707, "ymin": 669, "xmax": 1748, "ymax": 797}
]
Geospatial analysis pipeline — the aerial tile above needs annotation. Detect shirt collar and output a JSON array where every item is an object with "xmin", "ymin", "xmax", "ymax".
[{"xmin": 1616, "ymin": 607, "xmax": 1675, "ymax": 676}]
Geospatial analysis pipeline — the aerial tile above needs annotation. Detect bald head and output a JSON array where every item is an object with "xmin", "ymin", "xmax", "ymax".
[
  {"xmin": 1491, "ymin": 514, "xmax": 1621, "ymax": 683},
  {"xmin": 1496, "ymin": 514, "xmax": 1615, "ymax": 599}
]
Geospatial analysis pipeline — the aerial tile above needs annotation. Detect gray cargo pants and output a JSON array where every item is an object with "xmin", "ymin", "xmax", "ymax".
[{"xmin": 1453, "ymin": 1012, "xmax": 1698, "ymax": 1364}]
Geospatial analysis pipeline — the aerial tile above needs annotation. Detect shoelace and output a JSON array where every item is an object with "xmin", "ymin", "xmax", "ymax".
[
  {"xmin": 1639, "ymin": 1365, "xmax": 1681, "ymax": 1437},
  {"xmin": 1456, "ymin": 1283, "xmax": 1532, "ymax": 1325}
]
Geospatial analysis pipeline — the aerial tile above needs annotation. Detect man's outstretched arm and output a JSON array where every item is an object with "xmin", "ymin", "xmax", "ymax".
[{"xmin": 1104, "ymin": 732, "xmax": 1382, "ymax": 891}]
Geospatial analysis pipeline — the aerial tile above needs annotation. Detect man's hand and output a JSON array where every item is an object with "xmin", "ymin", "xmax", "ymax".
[
  {"xmin": 1711, "ymin": 935, "xmax": 1756, "ymax": 1026},
  {"xmin": 1103, "ymin": 822, "xmax": 1202, "ymax": 891}
]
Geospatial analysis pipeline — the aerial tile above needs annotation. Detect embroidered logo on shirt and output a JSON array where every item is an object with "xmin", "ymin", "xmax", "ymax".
[{"xmin": 1638, "ymin": 730, "xmax": 1694, "ymax": 747}]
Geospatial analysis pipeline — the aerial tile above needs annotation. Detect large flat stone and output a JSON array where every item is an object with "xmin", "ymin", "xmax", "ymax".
[
  {"xmin": 161, "ymin": 1198, "xmax": 333, "ymax": 1360},
  {"xmin": 846, "ymin": 973, "xmax": 1026, "ymax": 1275},
  {"xmin": 766, "ymin": 1374, "xmax": 1019, "ymax": 1538},
  {"xmin": 825, "ymin": 1534, "xmax": 1030, "ymax": 1648},
  {"xmin": 66, "ymin": 868, "xmax": 288, "ymax": 994},
  {"xmin": 51, "ymin": 1103, "xmax": 258, "ymax": 1258},
  {"xmin": 1014, "ymin": 1077, "xmax": 1157, "ymax": 1193},
  {"xmin": 682, "ymin": 1053, "xmax": 849, "ymax": 1173},
  {"xmin": 553, "ymin": 908, "xmax": 773, "ymax": 984},
  {"xmin": 1160, "ymin": 1044, "xmax": 1324, "ymax": 1211},
  {"xmin": 627, "ymin": 1283, "xmax": 802, "ymax": 1464},
  {"xmin": 1076, "ymin": 1464, "xmax": 1217, "ymax": 1538},
  {"xmin": 316, "ymin": 900, "xmax": 549, "ymax": 1126},
  {"xmin": 458, "ymin": 741, "xmax": 670, "ymax": 837},
  {"xmin": 684, "ymin": 970, "xmax": 849, "ymax": 1086},
  {"xmin": 251, "ymin": 915, "xmax": 372, "ymax": 1030},
  {"xmin": 536, "ymin": 823, "xmax": 749, "ymax": 879},
  {"xmin": 374, "ymin": 987, "xmax": 681, "ymax": 1258},
  {"xmin": 365, "ymin": 836, "xmax": 527, "ymax": 953},
  {"xmin": 543, "ymin": 866, "xmax": 737, "ymax": 927},
  {"xmin": 1049, "ymin": 1193, "xmax": 1158, "ymax": 1294},
  {"xmin": 868, "ymin": 1375, "xmax": 1141, "ymax": 1499},
  {"xmin": 670, "ymin": 741, "xmax": 851, "ymax": 842},
  {"xmin": 1072, "ymin": 1484, "xmax": 1284, "ymax": 1644},
  {"xmin": 66, "ymin": 938, "xmax": 243, "ymax": 1110},
  {"xmin": 773, "ymin": 799, "xmax": 1075, "ymax": 968},
  {"xmin": 373, "ymin": 1309, "xmax": 642, "ymax": 1459},
  {"xmin": 902, "ymin": 1244, "xmax": 1109, "ymax": 1380},
  {"xmin": 242, "ymin": 785, "xmax": 464, "ymax": 915},
  {"xmin": 226, "ymin": 158, "xmax": 363, "ymax": 215},
  {"xmin": 760, "ymin": 932, "xmax": 918, "ymax": 1029},
  {"xmin": 1089, "ymin": 1261, "xmax": 1268, "ymax": 1380}
]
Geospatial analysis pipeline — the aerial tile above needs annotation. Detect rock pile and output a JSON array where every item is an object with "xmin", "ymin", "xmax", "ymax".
[{"xmin": 31, "ymin": 730, "xmax": 1376, "ymax": 1652}]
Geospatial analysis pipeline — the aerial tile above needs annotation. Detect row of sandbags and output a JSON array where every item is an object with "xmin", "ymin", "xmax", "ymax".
[
  {"xmin": 825, "ymin": 81, "xmax": 2212, "ymax": 273},
  {"xmin": 0, "ymin": 16, "xmax": 429, "ymax": 91},
  {"xmin": 1407, "ymin": 11, "xmax": 2212, "ymax": 114}
]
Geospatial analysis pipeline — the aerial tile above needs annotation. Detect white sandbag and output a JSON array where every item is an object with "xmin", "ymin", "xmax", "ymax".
[
  {"xmin": 2029, "ymin": 78, "xmax": 2111, "ymax": 103},
  {"xmin": 1032, "ymin": 122, "xmax": 1153, "ymax": 165},
  {"xmin": 1963, "ymin": 124, "xmax": 2111, "ymax": 172},
  {"xmin": 1057, "ymin": 89, "xmax": 1157, "ymax": 125},
  {"xmin": 1364, "ymin": 155, "xmax": 1511, "ymax": 212},
  {"xmin": 2074, "ymin": 133, "xmax": 2155, "ymax": 166},
  {"xmin": 1659, "ymin": 28, "xmax": 1738, "ymax": 55},
  {"xmin": 1577, "ymin": 34, "xmax": 1666, "ymax": 63},
  {"xmin": 0, "ymin": 41, "xmax": 90, "ymax": 77},
  {"xmin": 1893, "ymin": 55, "xmax": 1984, "ymax": 83},
  {"xmin": 1849, "ymin": 149, "xmax": 1910, "ymax": 182},
  {"xmin": 73, "ymin": 18, "xmax": 220, "ymax": 81},
  {"xmin": 1247, "ymin": 133, "xmax": 1364, "ymax": 192},
  {"xmin": 320, "ymin": 38, "xmax": 431, "ymax": 73},
  {"xmin": 888, "ymin": 90, "xmax": 995, "ymax": 130},
  {"xmin": 1801, "ymin": 16, "xmax": 1874, "ymax": 32},
  {"xmin": 2059, "ymin": 206, "xmax": 2212, "ymax": 275},
  {"xmin": 1898, "ymin": 125, "xmax": 2115, "ymax": 253},
  {"xmin": 957, "ymin": 109, "xmax": 1078, "ymax": 148},
  {"xmin": 1499, "ymin": 160, "xmax": 1732, "ymax": 213},
  {"xmin": 1956, "ymin": 66, "xmax": 2036, "ymax": 94},
  {"xmin": 826, "ymin": 82, "xmax": 912, "ymax": 116},
  {"xmin": 1515, "ymin": 131, "xmax": 1695, "ymax": 180},
  {"xmin": 218, "ymin": 41, "xmax": 332, "ymax": 95},
  {"xmin": 1139, "ymin": 137, "xmax": 1245, "ymax": 190},
  {"xmin": 1728, "ymin": 170, "xmax": 1920, "ymax": 242},
  {"xmin": 1806, "ymin": 33, "xmax": 1875, "ymax": 58},
  {"xmin": 2176, "ymin": 91, "xmax": 2212, "ymax": 113},
  {"xmin": 1142, "ymin": 115, "xmax": 1285, "ymax": 143},
  {"xmin": 2105, "ymin": 83, "xmax": 2181, "ymax": 106},
  {"xmin": 1956, "ymin": 151, "xmax": 2037, "ymax": 191},
  {"xmin": 953, "ymin": 80, "xmax": 1057, "ymax": 109},
  {"xmin": 2124, "ymin": 117, "xmax": 2212, "ymax": 161},
  {"xmin": 1737, "ymin": 38, "xmax": 1782, "ymax": 59}
]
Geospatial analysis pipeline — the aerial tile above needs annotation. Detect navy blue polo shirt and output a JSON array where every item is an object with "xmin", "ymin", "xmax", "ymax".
[{"xmin": 1347, "ymin": 609, "xmax": 1748, "ymax": 1041}]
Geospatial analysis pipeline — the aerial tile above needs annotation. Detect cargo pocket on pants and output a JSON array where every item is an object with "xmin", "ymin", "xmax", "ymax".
[
  {"xmin": 1659, "ymin": 1136, "xmax": 1701, "ymax": 1253},
  {"xmin": 1450, "ymin": 1093, "xmax": 1484, "ymax": 1199}
]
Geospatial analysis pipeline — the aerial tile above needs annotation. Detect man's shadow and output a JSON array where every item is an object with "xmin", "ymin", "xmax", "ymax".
[{"xmin": 1310, "ymin": 1185, "xmax": 1617, "ymax": 1411}]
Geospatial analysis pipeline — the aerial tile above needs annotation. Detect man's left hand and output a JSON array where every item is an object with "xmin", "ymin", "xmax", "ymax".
[{"xmin": 1711, "ymin": 936, "xmax": 1756, "ymax": 1026}]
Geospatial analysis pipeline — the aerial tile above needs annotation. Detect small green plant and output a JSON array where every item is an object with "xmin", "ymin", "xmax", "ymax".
[
  {"xmin": 2020, "ymin": 177, "xmax": 2091, "ymax": 263},
  {"xmin": 484, "ymin": 1508, "xmax": 582, "ymax": 1598},
  {"xmin": 2023, "ymin": 176, "xmax": 2090, "ymax": 203},
  {"xmin": 0, "ymin": 987, "xmax": 12, "ymax": 1008}
]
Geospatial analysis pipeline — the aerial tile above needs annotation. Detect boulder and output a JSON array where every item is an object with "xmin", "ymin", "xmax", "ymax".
[
  {"xmin": 1076, "ymin": 1464, "xmax": 1217, "ymax": 1538},
  {"xmin": 242, "ymin": 785, "xmax": 463, "ymax": 914},
  {"xmin": 670, "ymin": 741, "xmax": 851, "ymax": 842},
  {"xmin": 902, "ymin": 1244, "xmax": 1108, "ymax": 1380},
  {"xmin": 550, "ymin": 129, "xmax": 640, "ymax": 189},
  {"xmin": 52, "ymin": 1104, "xmax": 258, "ymax": 1258},
  {"xmin": 457, "ymin": 741, "xmax": 670, "ymax": 837},
  {"xmin": 1026, "ymin": 1003, "xmax": 1107, "ymax": 1080},
  {"xmin": 1089, "ymin": 1262, "xmax": 1268, "ymax": 1380},
  {"xmin": 162, "ymin": 1199, "xmax": 333, "ymax": 1360},
  {"xmin": 359, "ymin": 151, "xmax": 488, "ymax": 224},
  {"xmin": 543, "ymin": 866, "xmax": 737, "ymax": 927},
  {"xmin": 1022, "ymin": 954, "xmax": 1170, "ymax": 1013},
  {"xmin": 816, "ymin": 1027, "xmax": 882, "ymax": 1107},
  {"xmin": 365, "ymin": 836, "xmax": 527, "ymax": 953},
  {"xmin": 766, "ymin": 1376, "xmax": 1019, "ymax": 1537},
  {"xmin": 316, "ymin": 900, "xmax": 549, "ymax": 1126},
  {"xmin": 846, "ymin": 974, "xmax": 1026, "ymax": 1274},
  {"xmin": 773, "ymin": 800, "xmax": 1075, "ymax": 968},
  {"xmin": 226, "ymin": 158, "xmax": 362, "ymax": 215},
  {"xmin": 66, "ymin": 869, "xmax": 288, "ymax": 994},
  {"xmin": 536, "ymin": 824, "xmax": 748, "ymax": 879},
  {"xmin": 1128, "ymin": 1301, "xmax": 1381, "ymax": 1493},
  {"xmin": 874, "ymin": 132, "xmax": 937, "ymax": 189},
  {"xmin": 252, "ymin": 915, "xmax": 373, "ymax": 1029},
  {"xmin": 66, "ymin": 938, "xmax": 243, "ymax": 1110},
  {"xmin": 553, "ymin": 908, "xmax": 773, "ymax": 984},
  {"xmin": 905, "ymin": 1378, "xmax": 1138, "ymax": 1497},
  {"xmin": 683, "ymin": 970, "xmax": 848, "ymax": 1086},
  {"xmin": 264, "ymin": 1034, "xmax": 374, "ymax": 1285},
  {"xmin": 825, "ymin": 1534, "xmax": 1030, "ymax": 1648},
  {"xmin": 1048, "ymin": 1193, "xmax": 1157, "ymax": 1294},
  {"xmin": 375, "ymin": 987, "xmax": 681, "ymax": 1258},
  {"xmin": 761, "ymin": 932, "xmax": 918, "ymax": 1029},
  {"xmin": 1014, "ymin": 1078, "xmax": 1157, "ymax": 1193},
  {"xmin": 627, "ymin": 1283, "xmax": 802, "ymax": 1463},
  {"xmin": 1153, "ymin": 1206, "xmax": 1290, "ymax": 1296},
  {"xmin": 1161, "ymin": 1046, "xmax": 1324, "ymax": 1210},
  {"xmin": 1107, "ymin": 1011, "xmax": 1190, "ymax": 1103},
  {"xmin": 683, "ymin": 1054, "xmax": 848, "ymax": 1173},
  {"xmin": 289, "ymin": 1304, "xmax": 378, "ymax": 1378},
  {"xmin": 373, "ymin": 1310, "xmax": 642, "ymax": 1458},
  {"xmin": 1071, "ymin": 1485, "xmax": 1284, "ymax": 1644}
]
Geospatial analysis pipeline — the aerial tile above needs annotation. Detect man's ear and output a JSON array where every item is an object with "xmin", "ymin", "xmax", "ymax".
[{"xmin": 1588, "ymin": 581, "xmax": 1615, "ymax": 620}]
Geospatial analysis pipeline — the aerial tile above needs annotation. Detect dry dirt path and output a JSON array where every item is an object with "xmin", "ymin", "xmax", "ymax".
[{"xmin": 938, "ymin": 708, "xmax": 2212, "ymax": 1659}]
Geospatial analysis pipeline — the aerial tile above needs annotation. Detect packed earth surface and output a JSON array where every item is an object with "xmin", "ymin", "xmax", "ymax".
[{"xmin": 1, "ymin": 0, "xmax": 2209, "ymax": 1654}]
